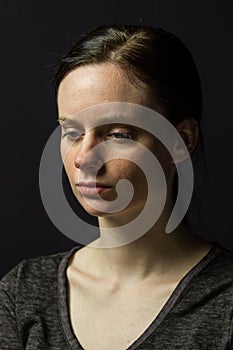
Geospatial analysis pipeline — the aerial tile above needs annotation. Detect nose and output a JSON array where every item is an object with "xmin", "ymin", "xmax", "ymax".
[{"xmin": 74, "ymin": 131, "xmax": 102, "ymax": 170}]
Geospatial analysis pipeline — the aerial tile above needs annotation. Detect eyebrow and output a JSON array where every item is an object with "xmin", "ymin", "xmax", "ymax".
[
  {"xmin": 57, "ymin": 114, "xmax": 132, "ymax": 125},
  {"xmin": 57, "ymin": 116, "xmax": 69, "ymax": 123},
  {"xmin": 57, "ymin": 116, "xmax": 83, "ymax": 127}
]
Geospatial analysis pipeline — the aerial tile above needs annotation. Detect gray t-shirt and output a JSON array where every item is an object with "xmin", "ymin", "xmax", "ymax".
[{"xmin": 1, "ymin": 241, "xmax": 233, "ymax": 349}]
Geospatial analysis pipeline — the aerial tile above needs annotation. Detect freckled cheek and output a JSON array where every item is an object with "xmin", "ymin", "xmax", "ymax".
[{"xmin": 108, "ymin": 159, "xmax": 144, "ymax": 182}]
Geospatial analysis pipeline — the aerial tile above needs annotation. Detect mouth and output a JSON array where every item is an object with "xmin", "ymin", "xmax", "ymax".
[{"xmin": 76, "ymin": 182, "xmax": 112, "ymax": 196}]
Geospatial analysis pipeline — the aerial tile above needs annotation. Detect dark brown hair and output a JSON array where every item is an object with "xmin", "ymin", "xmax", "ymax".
[{"xmin": 54, "ymin": 24, "xmax": 203, "ymax": 127}]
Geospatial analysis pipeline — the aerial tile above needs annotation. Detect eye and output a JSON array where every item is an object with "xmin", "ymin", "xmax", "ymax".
[
  {"xmin": 62, "ymin": 129, "xmax": 83, "ymax": 141},
  {"xmin": 108, "ymin": 132, "xmax": 132, "ymax": 140}
]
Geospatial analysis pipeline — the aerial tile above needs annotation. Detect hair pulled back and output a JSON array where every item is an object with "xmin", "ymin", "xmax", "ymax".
[{"xmin": 54, "ymin": 24, "xmax": 203, "ymax": 126}]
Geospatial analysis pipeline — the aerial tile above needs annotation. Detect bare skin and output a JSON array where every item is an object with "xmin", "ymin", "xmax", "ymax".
[{"xmin": 57, "ymin": 63, "xmax": 213, "ymax": 349}]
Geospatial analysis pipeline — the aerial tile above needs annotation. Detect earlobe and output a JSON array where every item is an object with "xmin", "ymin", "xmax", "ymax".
[{"xmin": 171, "ymin": 117, "xmax": 199, "ymax": 165}]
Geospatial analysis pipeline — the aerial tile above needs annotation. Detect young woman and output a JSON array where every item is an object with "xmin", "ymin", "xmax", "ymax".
[{"xmin": 1, "ymin": 24, "xmax": 233, "ymax": 350}]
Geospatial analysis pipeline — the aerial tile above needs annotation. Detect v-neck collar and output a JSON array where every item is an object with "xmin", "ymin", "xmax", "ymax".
[{"xmin": 58, "ymin": 242, "xmax": 221, "ymax": 350}]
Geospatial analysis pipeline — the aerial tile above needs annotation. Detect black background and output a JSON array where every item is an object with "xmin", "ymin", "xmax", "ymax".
[{"xmin": 1, "ymin": 0, "xmax": 233, "ymax": 278}]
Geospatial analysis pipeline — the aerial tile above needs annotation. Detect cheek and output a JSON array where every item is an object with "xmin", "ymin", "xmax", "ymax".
[
  {"xmin": 111, "ymin": 159, "xmax": 145, "ymax": 182},
  {"xmin": 113, "ymin": 160, "xmax": 148, "ymax": 202},
  {"xmin": 62, "ymin": 151, "xmax": 75, "ymax": 180},
  {"xmin": 60, "ymin": 141, "xmax": 69, "ymax": 162}
]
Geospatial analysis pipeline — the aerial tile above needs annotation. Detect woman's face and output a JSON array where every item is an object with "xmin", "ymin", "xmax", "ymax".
[{"xmin": 57, "ymin": 63, "xmax": 174, "ymax": 222}]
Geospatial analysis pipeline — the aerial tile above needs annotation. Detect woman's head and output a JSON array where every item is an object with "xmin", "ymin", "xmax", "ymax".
[{"xmin": 55, "ymin": 24, "xmax": 202, "ymax": 228}]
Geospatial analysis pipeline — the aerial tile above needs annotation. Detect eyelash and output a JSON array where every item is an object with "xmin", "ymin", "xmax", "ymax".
[{"xmin": 107, "ymin": 132, "xmax": 132, "ymax": 140}]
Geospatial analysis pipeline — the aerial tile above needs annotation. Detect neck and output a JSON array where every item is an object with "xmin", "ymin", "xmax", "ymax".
[
  {"xmin": 84, "ymin": 213, "xmax": 212, "ymax": 284},
  {"xmin": 77, "ymin": 189, "xmax": 212, "ymax": 285}
]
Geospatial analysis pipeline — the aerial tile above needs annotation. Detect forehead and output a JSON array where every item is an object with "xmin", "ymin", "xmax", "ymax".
[
  {"xmin": 58, "ymin": 103, "xmax": 149, "ymax": 131},
  {"xmin": 57, "ymin": 62, "xmax": 153, "ymax": 117}
]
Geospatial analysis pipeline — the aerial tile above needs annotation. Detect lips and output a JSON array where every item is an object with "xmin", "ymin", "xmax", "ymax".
[{"xmin": 76, "ymin": 182, "xmax": 112, "ymax": 196}]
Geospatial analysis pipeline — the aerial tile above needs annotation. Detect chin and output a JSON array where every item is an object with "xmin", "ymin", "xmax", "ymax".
[{"xmin": 79, "ymin": 201, "xmax": 113, "ymax": 218}]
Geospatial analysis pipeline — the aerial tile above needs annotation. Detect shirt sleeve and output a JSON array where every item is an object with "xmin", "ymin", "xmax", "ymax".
[{"xmin": 0, "ymin": 263, "xmax": 24, "ymax": 350}]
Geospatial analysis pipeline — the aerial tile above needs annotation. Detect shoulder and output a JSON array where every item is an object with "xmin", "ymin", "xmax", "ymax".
[
  {"xmin": 203, "ymin": 243, "xmax": 233, "ymax": 279},
  {"xmin": 1, "ymin": 250, "xmax": 65, "ymax": 284},
  {"xmin": 185, "ymin": 242, "xmax": 233, "ymax": 299},
  {"xmin": 0, "ymin": 245, "xmax": 81, "ymax": 296}
]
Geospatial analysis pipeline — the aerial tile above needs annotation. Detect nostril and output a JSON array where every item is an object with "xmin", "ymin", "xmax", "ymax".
[{"xmin": 74, "ymin": 158, "xmax": 81, "ymax": 169}]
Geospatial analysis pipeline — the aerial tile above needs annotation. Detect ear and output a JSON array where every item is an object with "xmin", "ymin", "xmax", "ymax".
[{"xmin": 172, "ymin": 117, "xmax": 199, "ymax": 164}]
